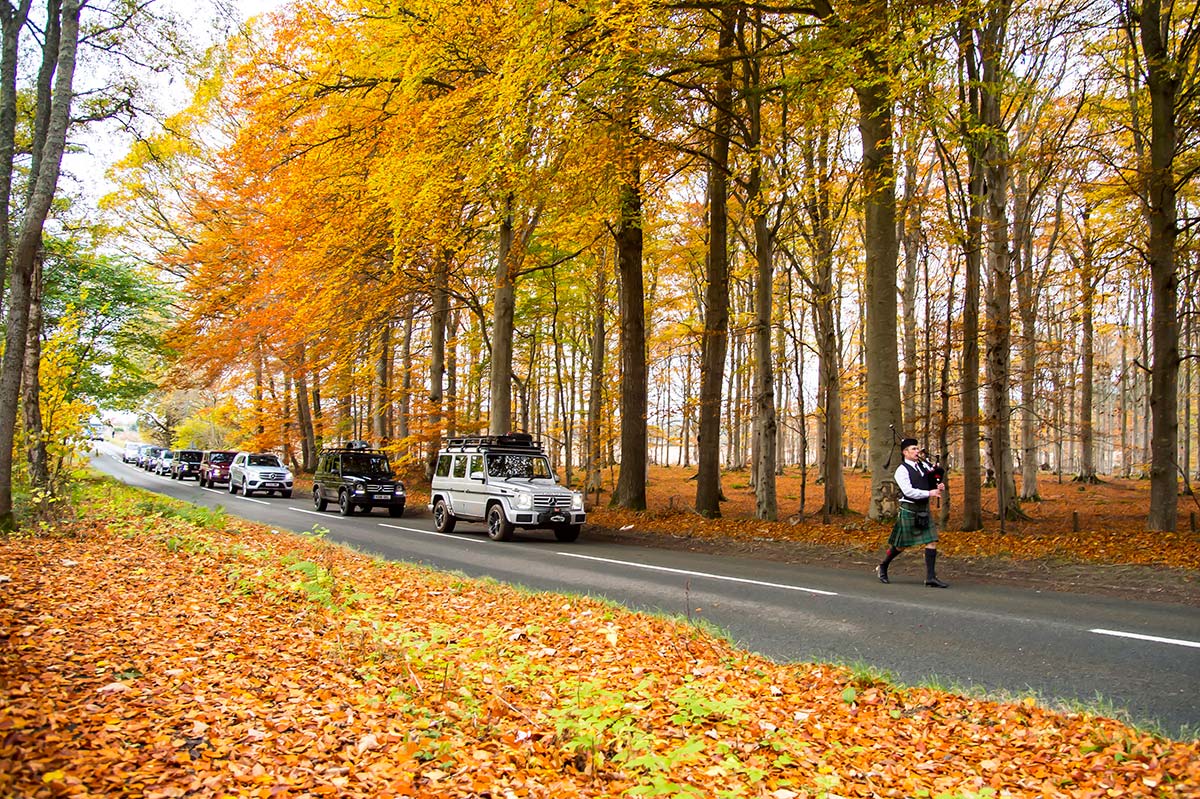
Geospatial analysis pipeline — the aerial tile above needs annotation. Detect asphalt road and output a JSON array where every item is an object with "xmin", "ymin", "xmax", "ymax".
[{"xmin": 91, "ymin": 445, "xmax": 1200, "ymax": 738}]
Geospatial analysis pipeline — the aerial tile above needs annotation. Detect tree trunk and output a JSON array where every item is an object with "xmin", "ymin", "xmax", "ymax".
[
  {"xmin": 397, "ymin": 304, "xmax": 412, "ymax": 441},
  {"xmin": 22, "ymin": 264, "xmax": 48, "ymax": 490},
  {"xmin": 957, "ymin": 12, "xmax": 985, "ymax": 531},
  {"xmin": 373, "ymin": 320, "xmax": 390, "ymax": 444},
  {"xmin": 427, "ymin": 256, "xmax": 449, "ymax": 477},
  {"xmin": 612, "ymin": 159, "xmax": 648, "ymax": 510},
  {"xmin": 0, "ymin": 0, "xmax": 80, "ymax": 530},
  {"xmin": 854, "ymin": 19, "xmax": 903, "ymax": 521},
  {"xmin": 1138, "ymin": 0, "xmax": 1180, "ymax": 531},
  {"xmin": 981, "ymin": 0, "xmax": 1017, "ymax": 527},
  {"xmin": 294, "ymin": 344, "xmax": 316, "ymax": 472},
  {"xmin": 490, "ymin": 196, "xmax": 517, "ymax": 435},
  {"xmin": 586, "ymin": 255, "xmax": 606, "ymax": 495},
  {"xmin": 0, "ymin": 0, "xmax": 33, "ymax": 313},
  {"xmin": 743, "ymin": 16, "xmax": 777, "ymax": 521},
  {"xmin": 694, "ymin": 6, "xmax": 735, "ymax": 518},
  {"xmin": 1077, "ymin": 210, "xmax": 1097, "ymax": 481}
]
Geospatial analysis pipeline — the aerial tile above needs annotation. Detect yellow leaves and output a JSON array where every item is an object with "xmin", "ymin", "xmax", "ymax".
[{"xmin": 1, "ymin": 483, "xmax": 1197, "ymax": 799}]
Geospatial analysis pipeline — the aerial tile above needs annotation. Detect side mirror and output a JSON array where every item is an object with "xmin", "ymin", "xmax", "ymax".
[{"xmin": 470, "ymin": 471, "xmax": 485, "ymax": 481}]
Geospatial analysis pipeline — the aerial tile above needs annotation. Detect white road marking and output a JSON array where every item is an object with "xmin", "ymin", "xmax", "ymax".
[
  {"xmin": 1089, "ymin": 628, "xmax": 1200, "ymax": 649},
  {"xmin": 234, "ymin": 495, "xmax": 270, "ymax": 505},
  {"xmin": 379, "ymin": 523, "xmax": 465, "ymax": 542},
  {"xmin": 556, "ymin": 552, "xmax": 838, "ymax": 596},
  {"xmin": 289, "ymin": 507, "xmax": 330, "ymax": 518}
]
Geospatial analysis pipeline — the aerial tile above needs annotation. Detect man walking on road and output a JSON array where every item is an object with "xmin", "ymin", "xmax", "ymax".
[{"xmin": 876, "ymin": 437, "xmax": 949, "ymax": 588}]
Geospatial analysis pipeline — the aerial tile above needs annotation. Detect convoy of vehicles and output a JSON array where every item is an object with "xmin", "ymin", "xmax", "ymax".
[{"xmin": 117, "ymin": 432, "xmax": 583, "ymax": 541}]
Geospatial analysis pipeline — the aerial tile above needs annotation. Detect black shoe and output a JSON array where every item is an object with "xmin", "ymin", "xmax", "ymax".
[
  {"xmin": 925, "ymin": 577, "xmax": 949, "ymax": 588},
  {"xmin": 875, "ymin": 565, "xmax": 889, "ymax": 584}
]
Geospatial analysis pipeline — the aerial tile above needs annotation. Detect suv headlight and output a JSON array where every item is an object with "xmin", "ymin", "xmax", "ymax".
[
  {"xmin": 571, "ymin": 491, "xmax": 584, "ymax": 512},
  {"xmin": 515, "ymin": 493, "xmax": 533, "ymax": 510},
  {"xmin": 353, "ymin": 485, "xmax": 365, "ymax": 494},
  {"xmin": 394, "ymin": 482, "xmax": 405, "ymax": 495}
]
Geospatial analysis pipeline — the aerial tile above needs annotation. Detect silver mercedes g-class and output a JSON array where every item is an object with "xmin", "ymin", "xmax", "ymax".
[{"xmin": 428, "ymin": 433, "xmax": 585, "ymax": 541}]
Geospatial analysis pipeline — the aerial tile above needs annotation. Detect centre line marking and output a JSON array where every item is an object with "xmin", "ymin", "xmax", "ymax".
[
  {"xmin": 1089, "ymin": 628, "xmax": 1200, "ymax": 649},
  {"xmin": 556, "ymin": 552, "xmax": 838, "ymax": 596},
  {"xmin": 379, "ymin": 523, "xmax": 465, "ymax": 542},
  {"xmin": 235, "ymin": 495, "xmax": 270, "ymax": 505}
]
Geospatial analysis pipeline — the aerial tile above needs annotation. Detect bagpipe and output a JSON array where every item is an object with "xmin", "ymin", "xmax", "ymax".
[{"xmin": 918, "ymin": 450, "xmax": 946, "ymax": 486}]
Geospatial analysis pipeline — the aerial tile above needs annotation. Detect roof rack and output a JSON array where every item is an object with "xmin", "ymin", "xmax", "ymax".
[{"xmin": 443, "ymin": 433, "xmax": 543, "ymax": 453}]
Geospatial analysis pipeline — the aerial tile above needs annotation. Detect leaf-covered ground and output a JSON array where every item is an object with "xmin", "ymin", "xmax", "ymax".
[
  {"xmin": 576, "ymin": 468, "xmax": 1200, "ymax": 572},
  {"xmin": 2, "ymin": 479, "xmax": 1197, "ymax": 798}
]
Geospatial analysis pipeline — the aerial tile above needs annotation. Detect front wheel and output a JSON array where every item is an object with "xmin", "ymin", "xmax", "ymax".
[
  {"xmin": 388, "ymin": 505, "xmax": 404, "ymax": 518},
  {"xmin": 313, "ymin": 487, "xmax": 327, "ymax": 511},
  {"xmin": 554, "ymin": 524, "xmax": 581, "ymax": 543},
  {"xmin": 433, "ymin": 499, "xmax": 456, "ymax": 533},
  {"xmin": 198, "ymin": 474, "xmax": 207, "ymax": 488},
  {"xmin": 486, "ymin": 505, "xmax": 514, "ymax": 542},
  {"xmin": 228, "ymin": 478, "xmax": 237, "ymax": 495},
  {"xmin": 281, "ymin": 490, "xmax": 293, "ymax": 499},
  {"xmin": 338, "ymin": 490, "xmax": 356, "ymax": 516}
]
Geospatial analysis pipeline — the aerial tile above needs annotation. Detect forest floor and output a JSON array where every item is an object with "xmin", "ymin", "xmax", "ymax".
[{"xmin": 1, "ymin": 476, "xmax": 1197, "ymax": 799}]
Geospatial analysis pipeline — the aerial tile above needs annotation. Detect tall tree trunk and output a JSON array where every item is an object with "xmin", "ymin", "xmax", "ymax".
[
  {"xmin": 397, "ymin": 304, "xmax": 413, "ymax": 440},
  {"xmin": 22, "ymin": 264, "xmax": 48, "ymax": 490},
  {"xmin": 695, "ymin": 5, "xmax": 735, "ymax": 518},
  {"xmin": 899, "ymin": 151, "xmax": 921, "ymax": 429},
  {"xmin": 0, "ymin": 0, "xmax": 33, "ymax": 312},
  {"xmin": 373, "ymin": 320, "xmax": 390, "ymax": 444},
  {"xmin": 427, "ymin": 256, "xmax": 449, "ymax": 477},
  {"xmin": 612, "ymin": 159, "xmax": 648, "ymax": 510},
  {"xmin": 743, "ymin": 14, "xmax": 777, "ymax": 520},
  {"xmin": 854, "ymin": 10, "xmax": 903, "ymax": 521},
  {"xmin": 957, "ymin": 12, "xmax": 985, "ymax": 531},
  {"xmin": 294, "ymin": 343, "xmax": 316, "ymax": 472},
  {"xmin": 586, "ymin": 255, "xmax": 606, "ymax": 495},
  {"xmin": 1077, "ymin": 208, "xmax": 1098, "ymax": 481},
  {"xmin": 0, "ymin": 0, "xmax": 80, "ymax": 530},
  {"xmin": 490, "ymin": 196, "xmax": 517, "ymax": 435},
  {"xmin": 981, "ymin": 0, "xmax": 1017, "ymax": 527},
  {"xmin": 1137, "ymin": 0, "xmax": 1180, "ymax": 531}
]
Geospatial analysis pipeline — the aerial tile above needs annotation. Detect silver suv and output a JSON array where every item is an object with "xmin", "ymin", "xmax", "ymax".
[
  {"xmin": 228, "ymin": 452, "xmax": 294, "ymax": 498},
  {"xmin": 428, "ymin": 434, "xmax": 585, "ymax": 541}
]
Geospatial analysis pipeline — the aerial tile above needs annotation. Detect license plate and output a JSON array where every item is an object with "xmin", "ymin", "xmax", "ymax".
[
  {"xmin": 373, "ymin": 494, "xmax": 390, "ymax": 500},
  {"xmin": 263, "ymin": 482, "xmax": 280, "ymax": 488},
  {"xmin": 550, "ymin": 513, "xmax": 566, "ymax": 523}
]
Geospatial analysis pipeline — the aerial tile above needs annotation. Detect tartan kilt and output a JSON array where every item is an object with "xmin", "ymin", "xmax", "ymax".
[{"xmin": 888, "ymin": 504, "xmax": 939, "ymax": 548}]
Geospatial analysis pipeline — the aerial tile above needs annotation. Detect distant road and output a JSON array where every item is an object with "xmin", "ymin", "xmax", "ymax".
[{"xmin": 91, "ymin": 443, "xmax": 1200, "ymax": 738}]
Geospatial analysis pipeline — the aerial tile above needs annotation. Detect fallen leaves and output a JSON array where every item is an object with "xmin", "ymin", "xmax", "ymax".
[
  {"xmin": 0, "ymin": 480, "xmax": 1196, "ymax": 799},
  {"xmin": 587, "ymin": 468, "xmax": 1200, "ymax": 571}
]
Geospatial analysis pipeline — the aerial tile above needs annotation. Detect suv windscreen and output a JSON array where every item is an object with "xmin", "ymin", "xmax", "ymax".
[
  {"xmin": 179, "ymin": 451, "xmax": 202, "ymax": 463},
  {"xmin": 487, "ymin": 454, "xmax": 552, "ymax": 479},
  {"xmin": 208, "ymin": 452, "xmax": 233, "ymax": 464},
  {"xmin": 341, "ymin": 453, "xmax": 391, "ymax": 476},
  {"xmin": 248, "ymin": 454, "xmax": 281, "ymax": 467}
]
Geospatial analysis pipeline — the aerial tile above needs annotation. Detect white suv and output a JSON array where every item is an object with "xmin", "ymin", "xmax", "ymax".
[
  {"xmin": 428, "ymin": 434, "xmax": 585, "ymax": 541},
  {"xmin": 228, "ymin": 452, "xmax": 294, "ymax": 498}
]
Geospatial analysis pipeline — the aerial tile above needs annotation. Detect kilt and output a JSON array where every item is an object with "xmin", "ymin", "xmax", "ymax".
[{"xmin": 888, "ymin": 504, "xmax": 939, "ymax": 548}]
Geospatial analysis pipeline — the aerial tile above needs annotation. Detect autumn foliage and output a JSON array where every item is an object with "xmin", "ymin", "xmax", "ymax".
[{"xmin": 1, "ymin": 478, "xmax": 1197, "ymax": 798}]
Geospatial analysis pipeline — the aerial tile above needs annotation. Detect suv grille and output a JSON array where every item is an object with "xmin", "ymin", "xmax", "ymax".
[
  {"xmin": 366, "ymin": 483, "xmax": 396, "ymax": 493},
  {"xmin": 535, "ymin": 495, "xmax": 570, "ymax": 510},
  {"xmin": 259, "ymin": 472, "xmax": 288, "ymax": 480}
]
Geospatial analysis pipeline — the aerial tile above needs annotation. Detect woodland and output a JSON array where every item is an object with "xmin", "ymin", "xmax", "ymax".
[{"xmin": 88, "ymin": 0, "xmax": 1197, "ymax": 538}]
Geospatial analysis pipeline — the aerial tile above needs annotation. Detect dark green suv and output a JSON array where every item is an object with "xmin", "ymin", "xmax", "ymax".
[{"xmin": 312, "ymin": 444, "xmax": 406, "ymax": 517}]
